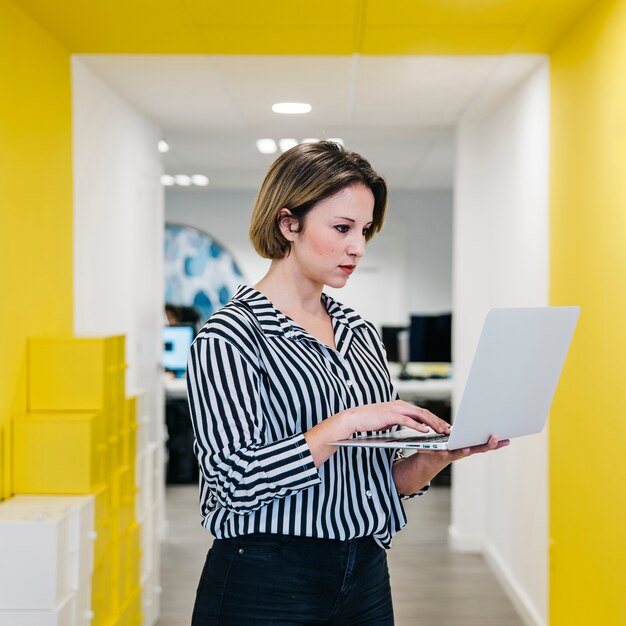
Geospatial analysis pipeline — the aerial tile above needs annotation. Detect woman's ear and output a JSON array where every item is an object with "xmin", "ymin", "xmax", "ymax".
[{"xmin": 277, "ymin": 209, "xmax": 298, "ymax": 241}]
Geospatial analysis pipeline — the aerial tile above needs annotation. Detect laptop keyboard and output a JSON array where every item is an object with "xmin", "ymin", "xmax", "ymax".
[{"xmin": 419, "ymin": 434, "xmax": 450, "ymax": 442}]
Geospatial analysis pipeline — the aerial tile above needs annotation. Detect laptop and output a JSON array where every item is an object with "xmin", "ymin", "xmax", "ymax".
[{"xmin": 331, "ymin": 306, "xmax": 580, "ymax": 451}]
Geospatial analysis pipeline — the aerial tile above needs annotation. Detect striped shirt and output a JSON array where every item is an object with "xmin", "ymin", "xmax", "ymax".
[{"xmin": 187, "ymin": 284, "xmax": 427, "ymax": 549}]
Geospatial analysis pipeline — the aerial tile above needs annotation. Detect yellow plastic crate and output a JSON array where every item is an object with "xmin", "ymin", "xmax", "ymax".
[
  {"xmin": 92, "ymin": 557, "xmax": 116, "ymax": 626},
  {"xmin": 114, "ymin": 527, "xmax": 141, "ymax": 616},
  {"xmin": 121, "ymin": 427, "xmax": 137, "ymax": 471},
  {"xmin": 13, "ymin": 412, "xmax": 107, "ymax": 494},
  {"xmin": 112, "ymin": 465, "xmax": 136, "ymax": 536},
  {"xmin": 108, "ymin": 435, "xmax": 120, "ymax": 477},
  {"xmin": 93, "ymin": 484, "xmax": 111, "ymax": 565},
  {"xmin": 107, "ymin": 532, "xmax": 128, "ymax": 616},
  {"xmin": 122, "ymin": 521, "xmax": 142, "ymax": 598},
  {"xmin": 103, "ymin": 406, "xmax": 119, "ymax": 442},
  {"xmin": 118, "ymin": 585, "xmax": 142, "ymax": 626},
  {"xmin": 125, "ymin": 396, "xmax": 136, "ymax": 430},
  {"xmin": 122, "ymin": 396, "xmax": 138, "ymax": 467},
  {"xmin": 109, "ymin": 538, "xmax": 123, "ymax": 617},
  {"xmin": 28, "ymin": 336, "xmax": 126, "ymax": 411},
  {"xmin": 109, "ymin": 466, "xmax": 123, "ymax": 513},
  {"xmin": 110, "ymin": 466, "xmax": 135, "ymax": 530}
]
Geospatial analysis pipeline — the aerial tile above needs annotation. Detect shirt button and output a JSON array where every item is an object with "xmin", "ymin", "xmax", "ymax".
[
  {"xmin": 346, "ymin": 380, "xmax": 354, "ymax": 386},
  {"xmin": 238, "ymin": 548, "xmax": 244, "ymax": 554},
  {"xmin": 366, "ymin": 490, "xmax": 373, "ymax": 499}
]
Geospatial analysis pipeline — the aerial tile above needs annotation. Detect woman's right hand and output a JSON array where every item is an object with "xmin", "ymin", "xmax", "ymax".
[
  {"xmin": 304, "ymin": 400, "xmax": 451, "ymax": 469},
  {"xmin": 340, "ymin": 400, "xmax": 451, "ymax": 438}
]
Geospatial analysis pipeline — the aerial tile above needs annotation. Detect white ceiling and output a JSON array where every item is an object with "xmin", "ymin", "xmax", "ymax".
[{"xmin": 79, "ymin": 54, "xmax": 543, "ymax": 190}]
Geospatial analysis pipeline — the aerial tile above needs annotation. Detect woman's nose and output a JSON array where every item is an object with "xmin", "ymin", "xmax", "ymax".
[{"xmin": 348, "ymin": 234, "xmax": 366, "ymax": 258}]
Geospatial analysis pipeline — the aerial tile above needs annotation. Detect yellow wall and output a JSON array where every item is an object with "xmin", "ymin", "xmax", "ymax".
[
  {"xmin": 550, "ymin": 0, "xmax": 626, "ymax": 624},
  {"xmin": 0, "ymin": 0, "xmax": 73, "ymax": 499},
  {"xmin": 11, "ymin": 0, "xmax": 596, "ymax": 55}
]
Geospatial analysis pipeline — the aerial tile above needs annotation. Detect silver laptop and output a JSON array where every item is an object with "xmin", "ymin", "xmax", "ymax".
[{"xmin": 331, "ymin": 306, "xmax": 580, "ymax": 451}]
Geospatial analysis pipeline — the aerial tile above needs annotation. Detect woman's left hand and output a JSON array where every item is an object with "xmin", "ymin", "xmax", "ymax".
[
  {"xmin": 420, "ymin": 434, "xmax": 510, "ymax": 463},
  {"xmin": 392, "ymin": 435, "xmax": 510, "ymax": 496}
]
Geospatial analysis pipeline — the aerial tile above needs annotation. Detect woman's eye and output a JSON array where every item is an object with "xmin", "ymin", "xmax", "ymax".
[{"xmin": 335, "ymin": 225, "xmax": 350, "ymax": 233}]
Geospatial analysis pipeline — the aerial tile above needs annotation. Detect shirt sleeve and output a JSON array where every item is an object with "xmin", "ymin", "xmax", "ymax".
[
  {"xmin": 392, "ymin": 448, "xmax": 430, "ymax": 500},
  {"xmin": 187, "ymin": 335, "xmax": 321, "ymax": 515}
]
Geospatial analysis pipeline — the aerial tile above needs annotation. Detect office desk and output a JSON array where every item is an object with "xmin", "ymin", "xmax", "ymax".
[
  {"xmin": 163, "ymin": 376, "xmax": 452, "ymax": 402},
  {"xmin": 391, "ymin": 377, "xmax": 453, "ymax": 404},
  {"xmin": 165, "ymin": 370, "xmax": 453, "ymax": 484},
  {"xmin": 166, "ymin": 373, "xmax": 452, "ymax": 404},
  {"xmin": 162, "ymin": 375, "xmax": 196, "ymax": 483},
  {"xmin": 164, "ymin": 375, "xmax": 187, "ymax": 399}
]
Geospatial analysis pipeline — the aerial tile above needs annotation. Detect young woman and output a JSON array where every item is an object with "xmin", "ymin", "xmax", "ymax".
[{"xmin": 187, "ymin": 141, "xmax": 508, "ymax": 625}]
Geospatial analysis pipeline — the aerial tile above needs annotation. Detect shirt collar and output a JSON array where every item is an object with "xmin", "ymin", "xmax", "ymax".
[{"xmin": 232, "ymin": 284, "xmax": 367, "ymax": 339}]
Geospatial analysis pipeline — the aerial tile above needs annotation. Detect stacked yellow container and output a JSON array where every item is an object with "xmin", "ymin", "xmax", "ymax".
[{"xmin": 12, "ymin": 336, "xmax": 142, "ymax": 626}]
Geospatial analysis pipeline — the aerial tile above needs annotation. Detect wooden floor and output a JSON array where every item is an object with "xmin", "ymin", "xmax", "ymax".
[{"xmin": 158, "ymin": 485, "xmax": 524, "ymax": 626}]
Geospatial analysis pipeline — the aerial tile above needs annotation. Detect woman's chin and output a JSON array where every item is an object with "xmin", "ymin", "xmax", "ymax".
[{"xmin": 325, "ymin": 276, "xmax": 350, "ymax": 289}]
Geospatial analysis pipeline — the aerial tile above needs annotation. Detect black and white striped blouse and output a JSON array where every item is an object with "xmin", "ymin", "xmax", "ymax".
[{"xmin": 187, "ymin": 284, "xmax": 427, "ymax": 549}]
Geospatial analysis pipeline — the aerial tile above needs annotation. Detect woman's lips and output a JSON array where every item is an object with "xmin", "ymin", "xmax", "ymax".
[{"xmin": 339, "ymin": 265, "xmax": 356, "ymax": 275}]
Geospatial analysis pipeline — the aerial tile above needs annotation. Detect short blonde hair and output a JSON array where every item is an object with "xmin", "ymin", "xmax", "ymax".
[{"xmin": 249, "ymin": 141, "xmax": 387, "ymax": 259}]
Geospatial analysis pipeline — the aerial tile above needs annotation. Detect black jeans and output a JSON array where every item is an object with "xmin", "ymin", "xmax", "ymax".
[{"xmin": 191, "ymin": 534, "xmax": 394, "ymax": 625}]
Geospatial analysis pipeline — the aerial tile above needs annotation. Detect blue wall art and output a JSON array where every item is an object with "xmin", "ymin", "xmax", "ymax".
[{"xmin": 164, "ymin": 224, "xmax": 244, "ymax": 323}]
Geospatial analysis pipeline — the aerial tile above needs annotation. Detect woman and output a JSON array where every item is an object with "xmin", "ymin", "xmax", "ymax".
[{"xmin": 187, "ymin": 141, "xmax": 508, "ymax": 625}]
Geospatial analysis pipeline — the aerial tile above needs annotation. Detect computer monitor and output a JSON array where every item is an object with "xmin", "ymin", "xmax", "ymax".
[
  {"xmin": 381, "ymin": 326, "xmax": 408, "ymax": 363},
  {"xmin": 409, "ymin": 313, "xmax": 452, "ymax": 363},
  {"xmin": 162, "ymin": 325, "xmax": 195, "ymax": 375}
]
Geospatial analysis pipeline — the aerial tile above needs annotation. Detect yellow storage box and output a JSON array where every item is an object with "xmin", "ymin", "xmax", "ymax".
[
  {"xmin": 121, "ymin": 428, "xmax": 137, "ymax": 471},
  {"xmin": 13, "ymin": 412, "xmax": 107, "ymax": 494},
  {"xmin": 93, "ymin": 484, "xmax": 111, "ymax": 565},
  {"xmin": 121, "ymin": 521, "xmax": 142, "ymax": 599},
  {"xmin": 28, "ymin": 336, "xmax": 126, "ymax": 411},
  {"xmin": 92, "ymin": 556, "xmax": 116, "ymax": 626},
  {"xmin": 118, "ymin": 585, "xmax": 142, "ymax": 626},
  {"xmin": 110, "ymin": 465, "xmax": 136, "ymax": 536},
  {"xmin": 108, "ymin": 434, "xmax": 121, "ymax": 476},
  {"xmin": 114, "ymin": 526, "xmax": 140, "ymax": 616}
]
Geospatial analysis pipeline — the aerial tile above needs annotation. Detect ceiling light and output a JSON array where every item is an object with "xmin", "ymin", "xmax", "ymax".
[
  {"xmin": 279, "ymin": 138, "xmax": 298, "ymax": 153},
  {"xmin": 175, "ymin": 175, "xmax": 192, "ymax": 186},
  {"xmin": 161, "ymin": 174, "xmax": 175, "ymax": 186},
  {"xmin": 191, "ymin": 175, "xmax": 209, "ymax": 187},
  {"xmin": 327, "ymin": 138, "xmax": 344, "ymax": 146},
  {"xmin": 272, "ymin": 102, "xmax": 312, "ymax": 115},
  {"xmin": 256, "ymin": 138, "xmax": 277, "ymax": 154},
  {"xmin": 302, "ymin": 138, "xmax": 320, "ymax": 144},
  {"xmin": 158, "ymin": 140, "xmax": 170, "ymax": 153}
]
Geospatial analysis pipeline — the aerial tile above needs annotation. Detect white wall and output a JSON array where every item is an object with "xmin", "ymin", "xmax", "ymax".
[
  {"xmin": 72, "ymin": 57, "xmax": 165, "ymax": 438},
  {"xmin": 391, "ymin": 189, "xmax": 453, "ymax": 314},
  {"xmin": 165, "ymin": 187, "xmax": 452, "ymax": 330},
  {"xmin": 452, "ymin": 58, "xmax": 550, "ymax": 626}
]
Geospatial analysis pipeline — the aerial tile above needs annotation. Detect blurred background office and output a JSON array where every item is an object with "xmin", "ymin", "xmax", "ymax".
[{"xmin": 2, "ymin": 1, "xmax": 626, "ymax": 626}]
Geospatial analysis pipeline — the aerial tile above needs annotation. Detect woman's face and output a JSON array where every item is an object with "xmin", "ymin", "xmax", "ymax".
[{"xmin": 282, "ymin": 183, "xmax": 375, "ymax": 289}]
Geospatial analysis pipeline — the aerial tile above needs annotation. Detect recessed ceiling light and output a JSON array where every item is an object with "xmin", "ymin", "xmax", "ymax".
[
  {"xmin": 279, "ymin": 138, "xmax": 299, "ymax": 153},
  {"xmin": 158, "ymin": 140, "xmax": 170, "ymax": 153},
  {"xmin": 272, "ymin": 102, "xmax": 312, "ymax": 115},
  {"xmin": 256, "ymin": 139, "xmax": 278, "ymax": 154},
  {"xmin": 302, "ymin": 138, "xmax": 320, "ymax": 144},
  {"xmin": 327, "ymin": 138, "xmax": 344, "ymax": 146},
  {"xmin": 175, "ymin": 175, "xmax": 192, "ymax": 186},
  {"xmin": 191, "ymin": 175, "xmax": 209, "ymax": 187},
  {"xmin": 161, "ymin": 174, "xmax": 175, "ymax": 186}
]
